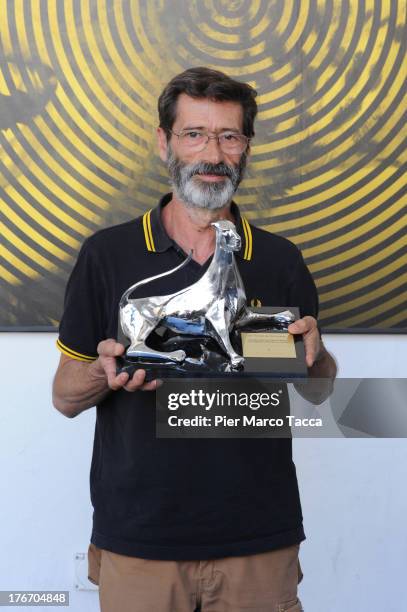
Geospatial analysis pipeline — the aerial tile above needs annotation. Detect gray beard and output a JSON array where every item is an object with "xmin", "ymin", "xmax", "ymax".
[{"xmin": 167, "ymin": 146, "xmax": 247, "ymax": 211}]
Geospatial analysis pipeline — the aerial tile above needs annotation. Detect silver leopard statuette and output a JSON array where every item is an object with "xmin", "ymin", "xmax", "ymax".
[{"xmin": 118, "ymin": 220, "xmax": 295, "ymax": 373}]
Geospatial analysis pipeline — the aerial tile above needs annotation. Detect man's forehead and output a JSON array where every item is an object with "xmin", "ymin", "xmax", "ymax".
[{"xmin": 174, "ymin": 93, "xmax": 243, "ymax": 130}]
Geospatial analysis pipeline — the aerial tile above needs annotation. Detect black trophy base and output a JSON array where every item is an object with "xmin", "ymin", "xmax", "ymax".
[
  {"xmin": 116, "ymin": 307, "xmax": 307, "ymax": 381},
  {"xmin": 117, "ymin": 335, "xmax": 237, "ymax": 382}
]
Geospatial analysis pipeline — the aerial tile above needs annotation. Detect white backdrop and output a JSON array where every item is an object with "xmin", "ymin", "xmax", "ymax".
[{"xmin": 0, "ymin": 332, "xmax": 406, "ymax": 612}]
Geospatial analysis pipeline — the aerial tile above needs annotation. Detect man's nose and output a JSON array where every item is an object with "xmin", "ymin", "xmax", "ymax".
[{"xmin": 201, "ymin": 136, "xmax": 224, "ymax": 164}]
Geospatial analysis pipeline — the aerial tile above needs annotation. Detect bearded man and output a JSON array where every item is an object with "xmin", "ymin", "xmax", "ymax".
[{"xmin": 53, "ymin": 67, "xmax": 336, "ymax": 612}]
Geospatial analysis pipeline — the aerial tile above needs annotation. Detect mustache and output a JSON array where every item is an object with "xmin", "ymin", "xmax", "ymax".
[{"xmin": 184, "ymin": 162, "xmax": 236, "ymax": 181}]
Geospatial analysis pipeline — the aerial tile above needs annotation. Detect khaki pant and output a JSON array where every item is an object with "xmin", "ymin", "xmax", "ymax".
[{"xmin": 88, "ymin": 543, "xmax": 303, "ymax": 612}]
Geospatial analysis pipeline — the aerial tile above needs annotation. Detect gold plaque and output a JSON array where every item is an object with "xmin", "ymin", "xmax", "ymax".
[{"xmin": 241, "ymin": 332, "xmax": 296, "ymax": 359}]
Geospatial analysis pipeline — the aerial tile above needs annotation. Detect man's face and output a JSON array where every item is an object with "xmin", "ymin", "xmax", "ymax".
[{"xmin": 158, "ymin": 94, "xmax": 249, "ymax": 210}]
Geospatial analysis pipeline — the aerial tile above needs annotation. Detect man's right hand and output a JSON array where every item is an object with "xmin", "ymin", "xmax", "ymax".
[
  {"xmin": 93, "ymin": 339, "xmax": 161, "ymax": 392},
  {"xmin": 53, "ymin": 339, "xmax": 160, "ymax": 418}
]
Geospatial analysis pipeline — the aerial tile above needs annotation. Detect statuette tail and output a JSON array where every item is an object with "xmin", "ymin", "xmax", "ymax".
[{"xmin": 119, "ymin": 251, "xmax": 193, "ymax": 307}]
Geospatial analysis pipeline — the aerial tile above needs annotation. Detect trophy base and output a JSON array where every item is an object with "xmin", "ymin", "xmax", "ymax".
[
  {"xmin": 117, "ymin": 335, "xmax": 239, "ymax": 382},
  {"xmin": 117, "ymin": 358, "xmax": 234, "ymax": 382},
  {"xmin": 116, "ymin": 307, "xmax": 307, "ymax": 381}
]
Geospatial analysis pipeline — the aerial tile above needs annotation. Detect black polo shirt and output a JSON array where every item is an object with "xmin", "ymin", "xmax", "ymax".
[{"xmin": 57, "ymin": 193, "xmax": 318, "ymax": 560}]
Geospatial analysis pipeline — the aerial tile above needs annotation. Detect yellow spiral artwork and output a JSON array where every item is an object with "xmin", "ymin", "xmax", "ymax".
[{"xmin": 0, "ymin": 0, "xmax": 405, "ymax": 330}]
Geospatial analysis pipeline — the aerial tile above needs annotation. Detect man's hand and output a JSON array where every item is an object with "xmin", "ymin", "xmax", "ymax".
[
  {"xmin": 95, "ymin": 339, "xmax": 160, "ymax": 392},
  {"xmin": 288, "ymin": 316, "xmax": 337, "ymax": 404},
  {"xmin": 53, "ymin": 339, "xmax": 161, "ymax": 418},
  {"xmin": 288, "ymin": 315, "xmax": 321, "ymax": 367}
]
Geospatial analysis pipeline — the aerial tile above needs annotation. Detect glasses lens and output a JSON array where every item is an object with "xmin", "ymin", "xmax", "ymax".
[
  {"xmin": 179, "ymin": 130, "xmax": 207, "ymax": 150},
  {"xmin": 219, "ymin": 133, "xmax": 247, "ymax": 154}
]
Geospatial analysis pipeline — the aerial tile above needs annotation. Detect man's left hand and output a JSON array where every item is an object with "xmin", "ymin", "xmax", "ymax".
[{"xmin": 288, "ymin": 315, "xmax": 322, "ymax": 368}]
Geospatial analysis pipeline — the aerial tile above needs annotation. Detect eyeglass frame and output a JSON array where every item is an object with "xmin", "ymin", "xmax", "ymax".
[{"xmin": 169, "ymin": 129, "xmax": 251, "ymax": 153}]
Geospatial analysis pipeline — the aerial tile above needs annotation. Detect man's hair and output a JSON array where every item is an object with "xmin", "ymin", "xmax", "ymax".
[{"xmin": 158, "ymin": 66, "xmax": 258, "ymax": 139}]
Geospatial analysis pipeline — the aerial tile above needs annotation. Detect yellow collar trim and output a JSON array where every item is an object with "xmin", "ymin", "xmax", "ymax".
[
  {"xmin": 241, "ymin": 216, "xmax": 253, "ymax": 260},
  {"xmin": 142, "ymin": 210, "xmax": 156, "ymax": 252}
]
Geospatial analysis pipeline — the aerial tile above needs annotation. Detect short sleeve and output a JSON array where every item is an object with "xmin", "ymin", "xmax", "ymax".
[
  {"xmin": 57, "ymin": 238, "xmax": 107, "ymax": 362},
  {"xmin": 287, "ymin": 251, "xmax": 319, "ymax": 320}
]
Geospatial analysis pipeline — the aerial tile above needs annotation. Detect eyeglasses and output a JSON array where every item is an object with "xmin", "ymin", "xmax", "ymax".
[{"xmin": 170, "ymin": 129, "xmax": 250, "ymax": 154}]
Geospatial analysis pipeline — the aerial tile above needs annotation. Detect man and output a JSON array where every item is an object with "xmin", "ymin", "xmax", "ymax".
[{"xmin": 53, "ymin": 67, "xmax": 336, "ymax": 612}]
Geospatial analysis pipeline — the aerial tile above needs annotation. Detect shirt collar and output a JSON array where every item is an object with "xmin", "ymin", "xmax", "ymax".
[{"xmin": 142, "ymin": 193, "xmax": 253, "ymax": 261}]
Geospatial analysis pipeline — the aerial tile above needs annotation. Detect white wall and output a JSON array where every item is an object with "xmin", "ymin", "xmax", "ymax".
[{"xmin": 0, "ymin": 332, "xmax": 406, "ymax": 612}]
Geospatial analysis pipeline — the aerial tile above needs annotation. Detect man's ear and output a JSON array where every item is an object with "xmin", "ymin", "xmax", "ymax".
[{"xmin": 157, "ymin": 127, "xmax": 169, "ymax": 162}]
